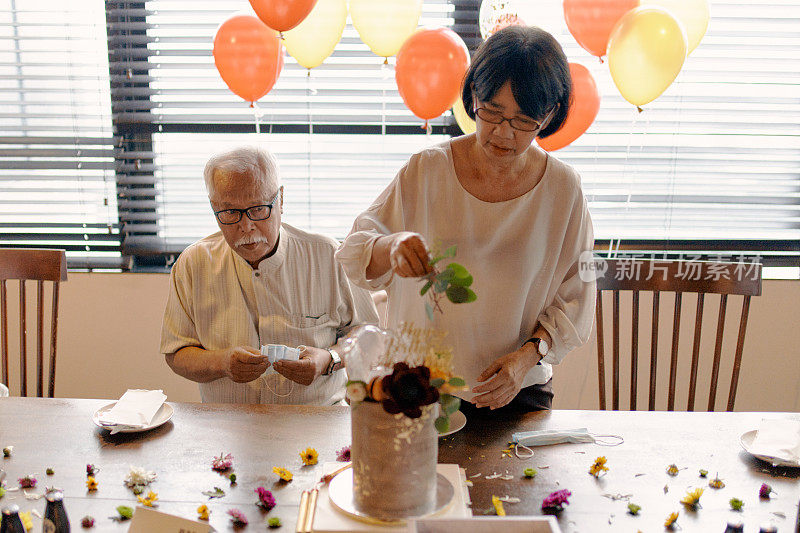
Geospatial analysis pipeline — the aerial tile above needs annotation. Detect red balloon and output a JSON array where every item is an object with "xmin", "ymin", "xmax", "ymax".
[
  {"xmin": 213, "ymin": 15, "xmax": 284, "ymax": 104},
  {"xmin": 249, "ymin": 0, "xmax": 318, "ymax": 32},
  {"xmin": 538, "ymin": 63, "xmax": 600, "ymax": 152},
  {"xmin": 564, "ymin": 0, "xmax": 639, "ymax": 58},
  {"xmin": 395, "ymin": 28, "xmax": 470, "ymax": 121}
]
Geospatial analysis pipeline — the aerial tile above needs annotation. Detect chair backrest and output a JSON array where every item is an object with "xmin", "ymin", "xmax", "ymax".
[
  {"xmin": 0, "ymin": 248, "xmax": 67, "ymax": 397},
  {"xmin": 595, "ymin": 258, "xmax": 761, "ymax": 412}
]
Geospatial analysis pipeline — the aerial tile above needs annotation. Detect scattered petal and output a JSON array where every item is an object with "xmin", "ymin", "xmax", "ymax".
[
  {"xmin": 759, "ymin": 483, "xmax": 775, "ymax": 499},
  {"xmin": 18, "ymin": 475, "xmax": 37, "ymax": 489},
  {"xmin": 491, "ymin": 495, "xmax": 506, "ymax": 516},
  {"xmin": 45, "ymin": 468, "xmax": 54, "ymax": 476},
  {"xmin": 137, "ymin": 490, "xmax": 158, "ymax": 507},
  {"xmin": 469, "ymin": 473, "xmax": 482, "ymax": 478},
  {"xmin": 3, "ymin": 446, "xmax": 12, "ymax": 457},
  {"xmin": 699, "ymin": 469, "xmax": 708, "ymax": 478},
  {"xmin": 86, "ymin": 476, "xmax": 98, "ymax": 492},
  {"xmin": 228, "ymin": 473, "xmax": 237, "ymax": 485},
  {"xmin": 202, "ymin": 486, "xmax": 225, "ymax": 499},
  {"xmin": 666, "ymin": 464, "xmax": 679, "ymax": 476},
  {"xmin": 589, "ymin": 456, "xmax": 609, "ymax": 478},
  {"xmin": 497, "ymin": 496, "xmax": 520, "ymax": 503},
  {"xmin": 603, "ymin": 493, "xmax": 632, "ymax": 502},
  {"xmin": 86, "ymin": 464, "xmax": 99, "ymax": 476},
  {"xmin": 335, "ymin": 446, "xmax": 351, "ymax": 463},
  {"xmin": 113, "ymin": 505, "xmax": 133, "ymax": 521},
  {"xmin": 541, "ymin": 489, "xmax": 571, "ymax": 514},
  {"xmin": 709, "ymin": 475, "xmax": 725, "ymax": 489},
  {"xmin": 19, "ymin": 510, "xmax": 33, "ymax": 531}
]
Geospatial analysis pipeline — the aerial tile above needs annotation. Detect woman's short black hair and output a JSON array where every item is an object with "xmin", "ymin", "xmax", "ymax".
[{"xmin": 461, "ymin": 26, "xmax": 571, "ymax": 138}]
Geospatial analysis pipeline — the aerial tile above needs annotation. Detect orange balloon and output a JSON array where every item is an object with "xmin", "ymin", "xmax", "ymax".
[
  {"xmin": 213, "ymin": 15, "xmax": 284, "ymax": 103},
  {"xmin": 249, "ymin": 0, "xmax": 318, "ymax": 32},
  {"xmin": 395, "ymin": 28, "xmax": 470, "ymax": 121},
  {"xmin": 564, "ymin": 0, "xmax": 639, "ymax": 58},
  {"xmin": 538, "ymin": 63, "xmax": 600, "ymax": 151}
]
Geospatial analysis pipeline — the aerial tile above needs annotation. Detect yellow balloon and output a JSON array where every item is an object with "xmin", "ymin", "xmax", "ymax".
[
  {"xmin": 608, "ymin": 7, "xmax": 688, "ymax": 107},
  {"xmin": 647, "ymin": 0, "xmax": 709, "ymax": 53},
  {"xmin": 452, "ymin": 97, "xmax": 475, "ymax": 135},
  {"xmin": 283, "ymin": 0, "xmax": 347, "ymax": 69},
  {"xmin": 349, "ymin": 0, "xmax": 422, "ymax": 58}
]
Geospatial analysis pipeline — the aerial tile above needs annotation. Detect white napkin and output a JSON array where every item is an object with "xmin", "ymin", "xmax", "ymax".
[
  {"xmin": 749, "ymin": 418, "xmax": 800, "ymax": 465},
  {"xmin": 99, "ymin": 389, "xmax": 167, "ymax": 427}
]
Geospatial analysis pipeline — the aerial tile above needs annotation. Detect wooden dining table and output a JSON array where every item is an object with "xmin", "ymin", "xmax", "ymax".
[{"xmin": 0, "ymin": 397, "xmax": 798, "ymax": 532}]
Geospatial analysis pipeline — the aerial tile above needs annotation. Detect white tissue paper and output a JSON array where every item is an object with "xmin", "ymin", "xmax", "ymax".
[
  {"xmin": 749, "ymin": 419, "xmax": 800, "ymax": 466},
  {"xmin": 99, "ymin": 389, "xmax": 167, "ymax": 427}
]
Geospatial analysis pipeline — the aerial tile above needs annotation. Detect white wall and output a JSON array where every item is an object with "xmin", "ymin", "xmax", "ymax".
[{"xmin": 4, "ymin": 273, "xmax": 799, "ymax": 411}]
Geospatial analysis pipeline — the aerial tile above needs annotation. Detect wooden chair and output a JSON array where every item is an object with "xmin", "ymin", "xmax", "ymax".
[
  {"xmin": 595, "ymin": 258, "xmax": 761, "ymax": 411},
  {"xmin": 0, "ymin": 248, "xmax": 68, "ymax": 397}
]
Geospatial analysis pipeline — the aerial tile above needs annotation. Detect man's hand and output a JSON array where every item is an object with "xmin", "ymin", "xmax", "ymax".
[
  {"xmin": 471, "ymin": 347, "xmax": 540, "ymax": 409},
  {"xmin": 388, "ymin": 232, "xmax": 433, "ymax": 278},
  {"xmin": 223, "ymin": 346, "xmax": 269, "ymax": 383},
  {"xmin": 273, "ymin": 346, "xmax": 331, "ymax": 386}
]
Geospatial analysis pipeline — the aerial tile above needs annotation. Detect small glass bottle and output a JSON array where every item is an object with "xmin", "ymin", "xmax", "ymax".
[
  {"xmin": 42, "ymin": 491, "xmax": 70, "ymax": 533},
  {"xmin": 724, "ymin": 522, "xmax": 744, "ymax": 533},
  {"xmin": 758, "ymin": 525, "xmax": 777, "ymax": 533},
  {"xmin": 0, "ymin": 505, "xmax": 26, "ymax": 533}
]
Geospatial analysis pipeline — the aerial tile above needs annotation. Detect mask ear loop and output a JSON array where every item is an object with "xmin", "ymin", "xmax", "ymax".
[
  {"xmin": 514, "ymin": 443, "xmax": 535, "ymax": 459},
  {"xmin": 590, "ymin": 434, "xmax": 625, "ymax": 446}
]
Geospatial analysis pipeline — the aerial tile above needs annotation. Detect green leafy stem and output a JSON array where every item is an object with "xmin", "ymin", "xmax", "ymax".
[{"xmin": 419, "ymin": 245, "xmax": 477, "ymax": 320}]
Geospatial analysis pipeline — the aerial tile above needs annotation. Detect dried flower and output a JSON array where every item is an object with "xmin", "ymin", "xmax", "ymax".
[
  {"xmin": 381, "ymin": 362, "xmax": 440, "ymax": 418},
  {"xmin": 336, "ymin": 446, "xmax": 351, "ymax": 462},
  {"xmin": 19, "ymin": 510, "xmax": 32, "ymax": 531},
  {"xmin": 300, "ymin": 447, "xmax": 319, "ymax": 466},
  {"xmin": 666, "ymin": 464, "xmax": 679, "ymax": 476},
  {"xmin": 273, "ymin": 466, "xmax": 293, "ymax": 482},
  {"xmin": 491, "ymin": 495, "xmax": 506, "ymax": 516},
  {"xmin": 201, "ymin": 486, "xmax": 225, "ymax": 499},
  {"xmin": 86, "ymin": 476, "xmax": 98, "ymax": 491},
  {"xmin": 46, "ymin": 468, "xmax": 54, "ymax": 476},
  {"xmin": 228, "ymin": 473, "xmax": 237, "ymax": 485},
  {"xmin": 114, "ymin": 506, "xmax": 133, "ymax": 521},
  {"xmin": 212, "ymin": 452, "xmax": 233, "ymax": 472},
  {"xmin": 255, "ymin": 486, "xmax": 276, "ymax": 511},
  {"xmin": 759, "ymin": 483, "xmax": 775, "ymax": 499},
  {"xmin": 268, "ymin": 516, "xmax": 282, "ymax": 528},
  {"xmin": 197, "ymin": 504, "xmax": 210, "ymax": 521},
  {"xmin": 589, "ymin": 456, "xmax": 609, "ymax": 478},
  {"xmin": 709, "ymin": 474, "xmax": 725, "ymax": 489},
  {"xmin": 18, "ymin": 475, "xmax": 37, "ymax": 488},
  {"xmin": 346, "ymin": 381, "xmax": 367, "ymax": 403},
  {"xmin": 124, "ymin": 466, "xmax": 157, "ymax": 492},
  {"xmin": 3, "ymin": 446, "xmax": 12, "ymax": 457},
  {"xmin": 680, "ymin": 487, "xmax": 704, "ymax": 510},
  {"xmin": 86, "ymin": 464, "xmax": 98, "ymax": 476},
  {"xmin": 523, "ymin": 468, "xmax": 537, "ymax": 478},
  {"xmin": 81, "ymin": 515, "xmax": 95, "ymax": 528},
  {"xmin": 228, "ymin": 508, "xmax": 248, "ymax": 526},
  {"xmin": 664, "ymin": 511, "xmax": 679, "ymax": 528},
  {"xmin": 699, "ymin": 469, "xmax": 708, "ymax": 478},
  {"xmin": 729, "ymin": 497, "xmax": 744, "ymax": 511},
  {"xmin": 541, "ymin": 489, "xmax": 571, "ymax": 514},
  {"xmin": 137, "ymin": 490, "xmax": 158, "ymax": 507},
  {"xmin": 627, "ymin": 503, "xmax": 641, "ymax": 515}
]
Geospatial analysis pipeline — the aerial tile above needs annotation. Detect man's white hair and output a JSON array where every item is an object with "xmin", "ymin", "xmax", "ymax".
[{"xmin": 203, "ymin": 146, "xmax": 280, "ymax": 198}]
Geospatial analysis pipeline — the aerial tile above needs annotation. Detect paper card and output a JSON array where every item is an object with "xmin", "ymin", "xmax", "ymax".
[
  {"xmin": 408, "ymin": 516, "xmax": 562, "ymax": 533},
  {"xmin": 127, "ymin": 507, "xmax": 211, "ymax": 533}
]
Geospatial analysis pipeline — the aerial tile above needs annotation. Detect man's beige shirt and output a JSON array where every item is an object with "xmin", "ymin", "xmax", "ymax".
[{"xmin": 161, "ymin": 223, "xmax": 379, "ymax": 404}]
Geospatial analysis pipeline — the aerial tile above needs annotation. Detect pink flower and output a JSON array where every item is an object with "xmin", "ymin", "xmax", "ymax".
[
  {"xmin": 255, "ymin": 486, "xmax": 276, "ymax": 511},
  {"xmin": 227, "ymin": 508, "xmax": 248, "ymax": 526},
  {"xmin": 759, "ymin": 483, "xmax": 775, "ymax": 499},
  {"xmin": 18, "ymin": 475, "xmax": 37, "ymax": 489},
  {"xmin": 86, "ymin": 464, "xmax": 98, "ymax": 476},
  {"xmin": 336, "ymin": 446, "xmax": 351, "ymax": 462},
  {"xmin": 212, "ymin": 453, "xmax": 233, "ymax": 472},
  {"xmin": 541, "ymin": 489, "xmax": 572, "ymax": 514}
]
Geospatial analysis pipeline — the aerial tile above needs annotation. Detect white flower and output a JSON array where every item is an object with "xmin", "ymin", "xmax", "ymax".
[
  {"xmin": 124, "ymin": 465, "xmax": 157, "ymax": 488},
  {"xmin": 346, "ymin": 381, "xmax": 367, "ymax": 402}
]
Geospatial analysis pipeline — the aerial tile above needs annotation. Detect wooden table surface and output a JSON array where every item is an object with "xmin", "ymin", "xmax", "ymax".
[{"xmin": 0, "ymin": 398, "xmax": 798, "ymax": 532}]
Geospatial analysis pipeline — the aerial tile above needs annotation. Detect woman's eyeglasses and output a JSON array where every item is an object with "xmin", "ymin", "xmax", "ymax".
[{"xmin": 474, "ymin": 106, "xmax": 553, "ymax": 132}]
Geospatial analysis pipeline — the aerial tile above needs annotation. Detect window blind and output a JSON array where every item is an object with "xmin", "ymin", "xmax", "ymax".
[{"xmin": 0, "ymin": 0, "xmax": 120, "ymax": 267}]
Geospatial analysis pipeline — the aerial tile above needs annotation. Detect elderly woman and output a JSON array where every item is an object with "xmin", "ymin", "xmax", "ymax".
[{"xmin": 336, "ymin": 26, "xmax": 595, "ymax": 413}]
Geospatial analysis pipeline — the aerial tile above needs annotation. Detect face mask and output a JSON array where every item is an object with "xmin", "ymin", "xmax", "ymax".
[{"xmin": 511, "ymin": 427, "xmax": 596, "ymax": 447}]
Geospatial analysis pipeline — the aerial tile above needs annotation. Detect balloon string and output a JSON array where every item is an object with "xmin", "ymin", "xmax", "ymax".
[{"xmin": 253, "ymin": 100, "xmax": 261, "ymax": 134}]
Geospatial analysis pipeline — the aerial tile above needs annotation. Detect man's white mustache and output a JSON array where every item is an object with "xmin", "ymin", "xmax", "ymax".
[{"xmin": 234, "ymin": 235, "xmax": 270, "ymax": 247}]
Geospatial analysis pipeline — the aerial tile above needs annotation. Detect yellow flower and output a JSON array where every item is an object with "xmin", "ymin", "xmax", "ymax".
[
  {"xmin": 666, "ymin": 463, "xmax": 679, "ymax": 476},
  {"xmin": 709, "ymin": 476, "xmax": 725, "ymax": 489},
  {"xmin": 137, "ymin": 490, "xmax": 158, "ymax": 507},
  {"xmin": 19, "ymin": 511, "xmax": 33, "ymax": 531},
  {"xmin": 491, "ymin": 495, "xmax": 506, "ymax": 516},
  {"xmin": 664, "ymin": 511, "xmax": 679, "ymax": 528},
  {"xmin": 273, "ymin": 466, "xmax": 293, "ymax": 482},
  {"xmin": 300, "ymin": 447, "xmax": 319, "ymax": 466},
  {"xmin": 680, "ymin": 487, "xmax": 704, "ymax": 510},
  {"xmin": 197, "ymin": 504, "xmax": 210, "ymax": 521},
  {"xmin": 589, "ymin": 456, "xmax": 609, "ymax": 477},
  {"xmin": 86, "ymin": 476, "xmax": 98, "ymax": 491}
]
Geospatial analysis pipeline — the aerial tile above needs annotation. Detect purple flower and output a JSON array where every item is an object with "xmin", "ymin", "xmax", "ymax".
[
  {"xmin": 255, "ymin": 486, "xmax": 276, "ymax": 511},
  {"xmin": 759, "ymin": 483, "xmax": 774, "ymax": 499},
  {"xmin": 212, "ymin": 453, "xmax": 233, "ymax": 472},
  {"xmin": 541, "ymin": 489, "xmax": 572, "ymax": 514},
  {"xmin": 381, "ymin": 362, "xmax": 440, "ymax": 418},
  {"xmin": 227, "ymin": 508, "xmax": 248, "ymax": 526},
  {"xmin": 18, "ymin": 475, "xmax": 37, "ymax": 489},
  {"xmin": 81, "ymin": 515, "xmax": 95, "ymax": 528},
  {"xmin": 86, "ymin": 464, "xmax": 98, "ymax": 476},
  {"xmin": 336, "ymin": 446, "xmax": 351, "ymax": 462}
]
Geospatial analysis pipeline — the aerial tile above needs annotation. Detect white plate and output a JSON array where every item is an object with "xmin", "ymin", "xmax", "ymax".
[
  {"xmin": 740, "ymin": 429, "xmax": 800, "ymax": 467},
  {"xmin": 438, "ymin": 410, "xmax": 466, "ymax": 438},
  {"xmin": 93, "ymin": 402, "xmax": 174, "ymax": 433}
]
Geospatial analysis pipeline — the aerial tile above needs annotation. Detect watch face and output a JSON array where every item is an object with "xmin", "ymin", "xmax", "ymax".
[{"xmin": 538, "ymin": 339, "xmax": 549, "ymax": 356}]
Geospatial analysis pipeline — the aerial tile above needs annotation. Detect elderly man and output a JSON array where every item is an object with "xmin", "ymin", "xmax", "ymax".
[{"xmin": 160, "ymin": 146, "xmax": 378, "ymax": 404}]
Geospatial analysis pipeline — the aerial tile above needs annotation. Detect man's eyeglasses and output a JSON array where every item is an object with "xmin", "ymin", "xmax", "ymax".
[
  {"xmin": 213, "ymin": 188, "xmax": 281, "ymax": 225},
  {"xmin": 474, "ymin": 106, "xmax": 553, "ymax": 132}
]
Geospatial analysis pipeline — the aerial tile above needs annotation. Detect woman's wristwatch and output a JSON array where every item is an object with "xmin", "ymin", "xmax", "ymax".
[{"xmin": 323, "ymin": 348, "xmax": 342, "ymax": 375}]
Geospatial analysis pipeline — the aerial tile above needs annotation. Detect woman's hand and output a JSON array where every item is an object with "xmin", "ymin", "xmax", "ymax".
[
  {"xmin": 388, "ymin": 232, "xmax": 434, "ymax": 278},
  {"xmin": 472, "ymin": 347, "xmax": 541, "ymax": 409}
]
